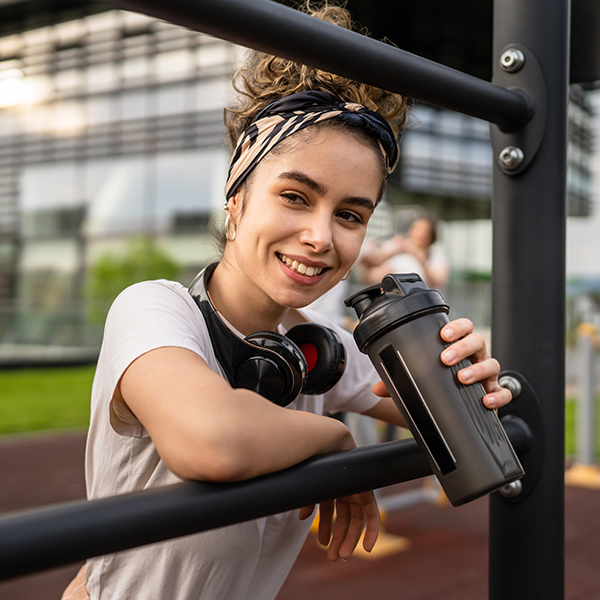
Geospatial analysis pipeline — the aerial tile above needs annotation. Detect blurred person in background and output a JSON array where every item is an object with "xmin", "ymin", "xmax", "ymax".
[{"xmin": 359, "ymin": 215, "xmax": 449, "ymax": 290}]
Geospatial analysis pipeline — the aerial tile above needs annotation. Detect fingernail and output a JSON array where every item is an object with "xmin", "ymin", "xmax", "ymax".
[
  {"xmin": 461, "ymin": 369, "xmax": 474, "ymax": 382},
  {"xmin": 443, "ymin": 349, "xmax": 457, "ymax": 363},
  {"xmin": 486, "ymin": 395, "xmax": 497, "ymax": 409},
  {"xmin": 341, "ymin": 558, "xmax": 348, "ymax": 562},
  {"xmin": 443, "ymin": 328, "xmax": 455, "ymax": 340}
]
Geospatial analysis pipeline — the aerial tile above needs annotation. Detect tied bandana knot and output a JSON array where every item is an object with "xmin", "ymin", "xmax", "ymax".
[{"xmin": 225, "ymin": 90, "xmax": 399, "ymax": 200}]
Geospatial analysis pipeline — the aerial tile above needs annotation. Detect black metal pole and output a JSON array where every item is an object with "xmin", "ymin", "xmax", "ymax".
[
  {"xmin": 489, "ymin": 0, "xmax": 569, "ymax": 598},
  {"xmin": 0, "ymin": 439, "xmax": 431, "ymax": 581},
  {"xmin": 105, "ymin": 0, "xmax": 531, "ymax": 131},
  {"xmin": 0, "ymin": 421, "xmax": 531, "ymax": 583}
]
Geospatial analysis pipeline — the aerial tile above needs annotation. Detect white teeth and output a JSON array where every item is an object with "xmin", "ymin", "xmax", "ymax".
[{"xmin": 279, "ymin": 254, "xmax": 324, "ymax": 277}]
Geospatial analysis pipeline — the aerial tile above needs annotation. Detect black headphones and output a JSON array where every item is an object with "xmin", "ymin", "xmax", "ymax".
[{"xmin": 189, "ymin": 263, "xmax": 346, "ymax": 407}]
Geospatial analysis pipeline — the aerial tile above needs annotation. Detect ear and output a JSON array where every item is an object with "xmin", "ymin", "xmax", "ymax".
[{"xmin": 226, "ymin": 188, "xmax": 244, "ymax": 220}]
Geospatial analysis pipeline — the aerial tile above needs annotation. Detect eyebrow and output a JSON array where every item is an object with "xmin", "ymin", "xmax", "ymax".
[
  {"xmin": 277, "ymin": 170, "xmax": 327, "ymax": 195},
  {"xmin": 277, "ymin": 170, "xmax": 376, "ymax": 213},
  {"xmin": 343, "ymin": 196, "xmax": 376, "ymax": 213}
]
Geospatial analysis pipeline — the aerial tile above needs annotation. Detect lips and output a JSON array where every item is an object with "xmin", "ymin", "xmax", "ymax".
[{"xmin": 277, "ymin": 253, "xmax": 327, "ymax": 277}]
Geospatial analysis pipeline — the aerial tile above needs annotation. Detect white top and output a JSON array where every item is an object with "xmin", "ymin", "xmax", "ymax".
[
  {"xmin": 389, "ymin": 246, "xmax": 448, "ymax": 289},
  {"xmin": 84, "ymin": 278, "xmax": 380, "ymax": 600}
]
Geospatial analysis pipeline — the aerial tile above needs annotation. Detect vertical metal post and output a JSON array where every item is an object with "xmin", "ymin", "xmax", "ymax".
[
  {"xmin": 490, "ymin": 0, "xmax": 570, "ymax": 599},
  {"xmin": 576, "ymin": 326, "xmax": 597, "ymax": 466}
]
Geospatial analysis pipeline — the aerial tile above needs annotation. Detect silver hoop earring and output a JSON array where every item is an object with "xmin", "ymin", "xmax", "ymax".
[
  {"xmin": 225, "ymin": 214, "xmax": 237, "ymax": 242},
  {"xmin": 341, "ymin": 269, "xmax": 352, "ymax": 281}
]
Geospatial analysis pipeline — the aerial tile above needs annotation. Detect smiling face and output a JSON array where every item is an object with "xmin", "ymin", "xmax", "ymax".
[{"xmin": 220, "ymin": 127, "xmax": 383, "ymax": 318}]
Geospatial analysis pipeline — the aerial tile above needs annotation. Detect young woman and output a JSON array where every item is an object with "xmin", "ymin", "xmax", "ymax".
[{"xmin": 62, "ymin": 6, "xmax": 511, "ymax": 600}]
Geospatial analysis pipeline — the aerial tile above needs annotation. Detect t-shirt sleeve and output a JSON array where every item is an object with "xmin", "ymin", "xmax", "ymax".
[{"xmin": 96, "ymin": 280, "xmax": 212, "ymax": 437}]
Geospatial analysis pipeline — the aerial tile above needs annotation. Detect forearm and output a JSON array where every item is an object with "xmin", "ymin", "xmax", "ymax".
[
  {"xmin": 119, "ymin": 346, "xmax": 355, "ymax": 483},
  {"xmin": 361, "ymin": 397, "xmax": 406, "ymax": 428},
  {"xmin": 178, "ymin": 389, "xmax": 355, "ymax": 482}
]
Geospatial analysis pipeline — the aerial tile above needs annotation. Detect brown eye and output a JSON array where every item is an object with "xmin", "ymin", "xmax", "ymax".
[
  {"xmin": 337, "ymin": 210, "xmax": 362, "ymax": 224},
  {"xmin": 281, "ymin": 193, "xmax": 306, "ymax": 205}
]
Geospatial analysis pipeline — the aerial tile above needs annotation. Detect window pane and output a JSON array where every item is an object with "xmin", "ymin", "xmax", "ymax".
[{"xmin": 84, "ymin": 157, "xmax": 148, "ymax": 235}]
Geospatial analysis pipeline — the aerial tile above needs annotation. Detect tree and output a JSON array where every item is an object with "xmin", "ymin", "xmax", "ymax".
[{"xmin": 86, "ymin": 236, "xmax": 180, "ymax": 324}]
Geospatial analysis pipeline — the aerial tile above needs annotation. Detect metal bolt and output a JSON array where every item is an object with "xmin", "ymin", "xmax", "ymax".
[
  {"xmin": 498, "ymin": 480, "xmax": 523, "ymax": 498},
  {"xmin": 500, "ymin": 48, "xmax": 525, "ymax": 73},
  {"xmin": 499, "ymin": 146, "xmax": 524, "ymax": 170},
  {"xmin": 499, "ymin": 375, "xmax": 523, "ymax": 398}
]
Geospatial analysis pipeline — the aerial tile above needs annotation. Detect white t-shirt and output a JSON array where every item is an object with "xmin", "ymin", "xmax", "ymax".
[
  {"xmin": 388, "ymin": 246, "xmax": 448, "ymax": 286},
  {"xmin": 84, "ymin": 278, "xmax": 380, "ymax": 600}
]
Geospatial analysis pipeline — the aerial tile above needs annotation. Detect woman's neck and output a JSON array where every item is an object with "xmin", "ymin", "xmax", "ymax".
[{"xmin": 207, "ymin": 260, "xmax": 288, "ymax": 336}]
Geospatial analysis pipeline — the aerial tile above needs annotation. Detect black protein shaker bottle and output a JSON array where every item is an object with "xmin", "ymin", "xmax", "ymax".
[{"xmin": 345, "ymin": 273, "xmax": 524, "ymax": 506}]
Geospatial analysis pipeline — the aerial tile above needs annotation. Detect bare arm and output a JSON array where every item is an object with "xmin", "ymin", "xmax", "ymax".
[
  {"xmin": 117, "ymin": 346, "xmax": 355, "ymax": 482},
  {"xmin": 358, "ymin": 237, "xmax": 405, "ymax": 269},
  {"xmin": 118, "ymin": 345, "xmax": 378, "ymax": 560}
]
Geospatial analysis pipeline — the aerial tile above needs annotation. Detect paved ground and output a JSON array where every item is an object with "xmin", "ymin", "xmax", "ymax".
[{"xmin": 0, "ymin": 432, "xmax": 599, "ymax": 600}]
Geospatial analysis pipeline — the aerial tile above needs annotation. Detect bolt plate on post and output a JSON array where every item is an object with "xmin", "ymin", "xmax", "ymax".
[
  {"xmin": 490, "ymin": 44, "xmax": 547, "ymax": 176},
  {"xmin": 497, "ymin": 370, "xmax": 545, "ymax": 503}
]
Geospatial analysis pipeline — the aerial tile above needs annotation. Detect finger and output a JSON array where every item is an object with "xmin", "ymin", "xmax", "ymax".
[
  {"xmin": 456, "ymin": 357, "xmax": 500, "ymax": 387},
  {"xmin": 441, "ymin": 332, "xmax": 488, "ymax": 366},
  {"xmin": 339, "ymin": 495, "xmax": 380, "ymax": 558},
  {"xmin": 338, "ymin": 502, "xmax": 367, "ymax": 560},
  {"xmin": 482, "ymin": 386, "xmax": 513, "ymax": 410},
  {"xmin": 440, "ymin": 318, "xmax": 474, "ymax": 343},
  {"xmin": 327, "ymin": 501, "xmax": 351, "ymax": 562},
  {"xmin": 371, "ymin": 380, "xmax": 390, "ymax": 398},
  {"xmin": 453, "ymin": 357, "xmax": 511, "ymax": 408},
  {"xmin": 318, "ymin": 501, "xmax": 335, "ymax": 547},
  {"xmin": 298, "ymin": 504, "xmax": 315, "ymax": 521},
  {"xmin": 361, "ymin": 497, "xmax": 381, "ymax": 553}
]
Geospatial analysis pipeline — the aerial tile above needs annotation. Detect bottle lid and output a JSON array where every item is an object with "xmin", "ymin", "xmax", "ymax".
[{"xmin": 345, "ymin": 273, "xmax": 449, "ymax": 352}]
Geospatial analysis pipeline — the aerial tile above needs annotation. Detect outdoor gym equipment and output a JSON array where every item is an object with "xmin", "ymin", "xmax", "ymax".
[{"xmin": 0, "ymin": 0, "xmax": 571, "ymax": 598}]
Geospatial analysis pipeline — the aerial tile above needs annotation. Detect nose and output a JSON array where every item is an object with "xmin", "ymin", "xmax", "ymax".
[{"xmin": 298, "ymin": 210, "xmax": 333, "ymax": 254}]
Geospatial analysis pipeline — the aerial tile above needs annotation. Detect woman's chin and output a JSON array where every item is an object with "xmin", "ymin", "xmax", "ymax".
[{"xmin": 272, "ymin": 289, "xmax": 321, "ymax": 310}]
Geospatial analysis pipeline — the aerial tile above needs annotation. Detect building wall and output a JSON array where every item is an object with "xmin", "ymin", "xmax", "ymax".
[
  {"xmin": 0, "ymin": 9, "xmax": 239, "ymax": 317},
  {"xmin": 0, "ymin": 6, "xmax": 596, "ymax": 351}
]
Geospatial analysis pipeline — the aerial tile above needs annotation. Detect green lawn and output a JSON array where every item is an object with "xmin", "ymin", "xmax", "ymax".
[
  {"xmin": 565, "ymin": 396, "xmax": 600, "ymax": 458},
  {"xmin": 0, "ymin": 366, "xmax": 597, "ymax": 459},
  {"xmin": 0, "ymin": 365, "xmax": 95, "ymax": 435}
]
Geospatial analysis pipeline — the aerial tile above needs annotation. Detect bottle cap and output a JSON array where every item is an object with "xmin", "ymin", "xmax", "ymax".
[{"xmin": 345, "ymin": 273, "xmax": 449, "ymax": 352}]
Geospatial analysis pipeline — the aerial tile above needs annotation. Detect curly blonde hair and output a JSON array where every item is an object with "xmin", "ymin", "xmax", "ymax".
[{"xmin": 224, "ymin": 2, "xmax": 409, "ymax": 150}]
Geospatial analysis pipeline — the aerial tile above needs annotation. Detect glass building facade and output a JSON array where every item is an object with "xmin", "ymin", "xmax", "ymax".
[
  {"xmin": 0, "ymin": 12, "xmax": 237, "ymax": 299},
  {"xmin": 0, "ymin": 9, "xmax": 239, "ymax": 355},
  {"xmin": 391, "ymin": 89, "xmax": 594, "ymax": 221},
  {"xmin": 0, "ymin": 5, "xmax": 595, "ymax": 354}
]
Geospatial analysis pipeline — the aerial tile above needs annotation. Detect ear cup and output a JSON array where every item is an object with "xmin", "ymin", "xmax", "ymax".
[
  {"xmin": 243, "ymin": 331, "xmax": 307, "ymax": 406},
  {"xmin": 286, "ymin": 323, "xmax": 346, "ymax": 395}
]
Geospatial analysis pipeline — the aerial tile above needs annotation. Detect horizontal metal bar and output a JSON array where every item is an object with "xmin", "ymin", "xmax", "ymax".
[
  {"xmin": 0, "ymin": 420, "xmax": 531, "ymax": 582},
  {"xmin": 0, "ymin": 439, "xmax": 429, "ymax": 581},
  {"xmin": 106, "ymin": 0, "xmax": 532, "ymax": 131}
]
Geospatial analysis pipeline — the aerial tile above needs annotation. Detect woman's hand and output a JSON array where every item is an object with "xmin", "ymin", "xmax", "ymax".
[
  {"xmin": 368, "ymin": 317, "xmax": 509, "ymax": 424},
  {"xmin": 440, "ymin": 318, "xmax": 511, "ymax": 410},
  {"xmin": 299, "ymin": 491, "xmax": 380, "ymax": 562},
  {"xmin": 298, "ymin": 430, "xmax": 379, "ymax": 562}
]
